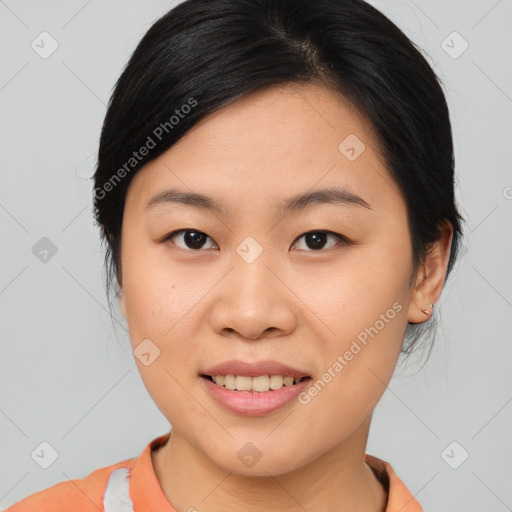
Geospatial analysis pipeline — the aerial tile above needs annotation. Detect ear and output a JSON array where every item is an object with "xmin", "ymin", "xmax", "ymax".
[
  {"xmin": 407, "ymin": 220, "xmax": 454, "ymax": 324},
  {"xmin": 119, "ymin": 289, "xmax": 127, "ymax": 320}
]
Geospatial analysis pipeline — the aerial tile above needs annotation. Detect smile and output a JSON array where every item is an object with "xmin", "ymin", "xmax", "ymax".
[{"xmin": 202, "ymin": 374, "xmax": 309, "ymax": 393}]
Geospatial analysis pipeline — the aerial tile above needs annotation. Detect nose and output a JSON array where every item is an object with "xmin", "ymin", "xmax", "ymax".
[{"xmin": 209, "ymin": 249, "xmax": 297, "ymax": 341}]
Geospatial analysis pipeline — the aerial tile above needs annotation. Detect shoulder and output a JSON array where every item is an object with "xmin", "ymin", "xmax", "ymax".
[{"xmin": 4, "ymin": 458, "xmax": 136, "ymax": 512}]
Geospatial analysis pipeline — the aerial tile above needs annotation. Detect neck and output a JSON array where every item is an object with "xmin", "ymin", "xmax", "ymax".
[{"xmin": 151, "ymin": 417, "xmax": 388, "ymax": 512}]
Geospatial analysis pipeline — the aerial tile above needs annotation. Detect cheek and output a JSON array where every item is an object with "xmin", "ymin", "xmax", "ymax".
[
  {"xmin": 120, "ymin": 240, "xmax": 207, "ymax": 422},
  {"xmin": 120, "ymin": 236, "xmax": 215, "ymax": 417},
  {"xmin": 291, "ymin": 226, "xmax": 412, "ymax": 413},
  {"xmin": 294, "ymin": 286, "xmax": 409, "ymax": 452},
  {"xmin": 121, "ymin": 234, "xmax": 201, "ymax": 338},
  {"xmin": 293, "ymin": 230, "xmax": 412, "ymax": 347}
]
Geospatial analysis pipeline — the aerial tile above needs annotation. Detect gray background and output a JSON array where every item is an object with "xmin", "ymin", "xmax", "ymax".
[{"xmin": 0, "ymin": 1, "xmax": 511, "ymax": 511}]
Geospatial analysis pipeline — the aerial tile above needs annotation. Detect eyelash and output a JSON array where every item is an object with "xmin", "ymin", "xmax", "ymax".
[{"xmin": 162, "ymin": 229, "xmax": 350, "ymax": 253}]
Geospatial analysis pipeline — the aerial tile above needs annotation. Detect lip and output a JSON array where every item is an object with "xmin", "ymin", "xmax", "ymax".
[
  {"xmin": 201, "ymin": 359, "xmax": 310, "ymax": 379},
  {"xmin": 200, "ymin": 375, "xmax": 312, "ymax": 416}
]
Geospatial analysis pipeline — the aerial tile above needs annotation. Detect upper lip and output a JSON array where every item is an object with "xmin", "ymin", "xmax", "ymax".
[{"xmin": 202, "ymin": 359, "xmax": 311, "ymax": 379}]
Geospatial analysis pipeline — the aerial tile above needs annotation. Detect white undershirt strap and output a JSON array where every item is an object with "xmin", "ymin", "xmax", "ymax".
[{"xmin": 103, "ymin": 467, "xmax": 134, "ymax": 512}]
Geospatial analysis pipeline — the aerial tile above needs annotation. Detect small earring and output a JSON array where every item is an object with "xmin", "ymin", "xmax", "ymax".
[{"xmin": 421, "ymin": 303, "xmax": 434, "ymax": 315}]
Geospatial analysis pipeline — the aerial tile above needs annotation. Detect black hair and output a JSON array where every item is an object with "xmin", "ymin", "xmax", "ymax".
[{"xmin": 92, "ymin": 0, "xmax": 464, "ymax": 357}]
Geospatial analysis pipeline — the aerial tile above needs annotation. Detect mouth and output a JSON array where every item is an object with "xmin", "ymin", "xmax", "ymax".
[{"xmin": 200, "ymin": 374, "xmax": 312, "ymax": 393}]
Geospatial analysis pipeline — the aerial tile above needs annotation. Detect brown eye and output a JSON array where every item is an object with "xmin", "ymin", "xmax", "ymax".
[
  {"xmin": 292, "ymin": 231, "xmax": 348, "ymax": 251},
  {"xmin": 165, "ymin": 230, "xmax": 218, "ymax": 250}
]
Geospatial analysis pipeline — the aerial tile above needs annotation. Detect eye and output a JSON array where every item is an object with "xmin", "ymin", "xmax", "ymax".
[
  {"xmin": 163, "ymin": 229, "xmax": 348, "ymax": 252},
  {"xmin": 165, "ymin": 229, "xmax": 218, "ymax": 250},
  {"xmin": 291, "ymin": 230, "xmax": 348, "ymax": 251}
]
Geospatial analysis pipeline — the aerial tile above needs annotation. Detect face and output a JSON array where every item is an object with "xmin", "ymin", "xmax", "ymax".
[{"xmin": 119, "ymin": 83, "xmax": 420, "ymax": 476}]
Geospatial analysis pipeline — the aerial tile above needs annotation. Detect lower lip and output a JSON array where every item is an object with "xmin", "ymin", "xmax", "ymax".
[{"xmin": 200, "ymin": 376, "xmax": 312, "ymax": 416}]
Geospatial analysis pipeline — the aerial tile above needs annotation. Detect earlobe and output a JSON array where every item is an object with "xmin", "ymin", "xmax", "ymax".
[{"xmin": 407, "ymin": 220, "xmax": 453, "ymax": 324}]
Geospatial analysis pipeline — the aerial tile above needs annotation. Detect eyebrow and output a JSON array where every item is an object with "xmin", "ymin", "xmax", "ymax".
[{"xmin": 144, "ymin": 186, "xmax": 371, "ymax": 215}]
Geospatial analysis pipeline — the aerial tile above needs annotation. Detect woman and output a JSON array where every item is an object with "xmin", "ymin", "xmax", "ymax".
[{"xmin": 6, "ymin": 0, "xmax": 463, "ymax": 510}]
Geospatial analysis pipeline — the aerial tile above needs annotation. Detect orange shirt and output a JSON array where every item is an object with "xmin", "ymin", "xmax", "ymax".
[{"xmin": 5, "ymin": 432, "xmax": 422, "ymax": 512}]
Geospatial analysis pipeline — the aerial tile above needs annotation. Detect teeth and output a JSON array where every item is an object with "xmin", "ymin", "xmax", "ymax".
[
  {"xmin": 235, "ymin": 375, "xmax": 252, "ymax": 391},
  {"xmin": 224, "ymin": 374, "xmax": 235, "ymax": 390},
  {"xmin": 283, "ymin": 376, "xmax": 295, "ymax": 387},
  {"xmin": 252, "ymin": 375, "xmax": 269, "ymax": 392},
  {"xmin": 210, "ymin": 374, "xmax": 304, "ymax": 392}
]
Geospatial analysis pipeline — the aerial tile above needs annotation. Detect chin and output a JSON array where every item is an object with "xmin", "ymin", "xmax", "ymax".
[{"xmin": 208, "ymin": 445, "xmax": 307, "ymax": 478}]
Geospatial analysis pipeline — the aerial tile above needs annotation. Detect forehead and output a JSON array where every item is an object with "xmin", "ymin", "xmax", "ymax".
[{"xmin": 126, "ymin": 83, "xmax": 402, "ymax": 216}]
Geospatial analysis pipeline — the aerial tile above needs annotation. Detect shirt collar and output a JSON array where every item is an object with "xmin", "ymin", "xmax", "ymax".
[
  {"xmin": 129, "ymin": 432, "xmax": 423, "ymax": 512},
  {"xmin": 365, "ymin": 453, "xmax": 423, "ymax": 512}
]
